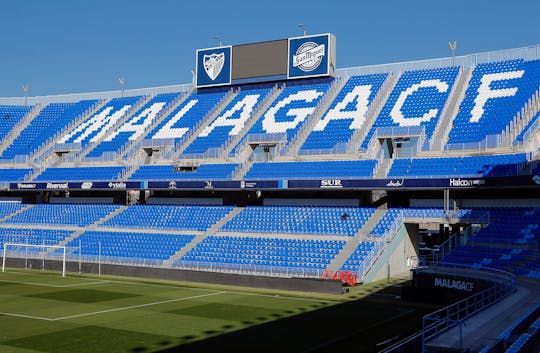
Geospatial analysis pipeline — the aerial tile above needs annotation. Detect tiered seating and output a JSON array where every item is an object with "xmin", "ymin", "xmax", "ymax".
[
  {"xmin": 0, "ymin": 201, "xmax": 28, "ymax": 219},
  {"xmin": 147, "ymin": 91, "xmax": 227, "ymax": 143},
  {"xmin": 0, "ymin": 168, "xmax": 32, "ymax": 183},
  {"xmin": 177, "ymin": 235, "xmax": 346, "ymax": 274},
  {"xmin": 443, "ymin": 208, "xmax": 540, "ymax": 277},
  {"xmin": 181, "ymin": 88, "xmax": 270, "ymax": 155},
  {"xmin": 300, "ymin": 74, "xmax": 388, "ymax": 153},
  {"xmin": 514, "ymin": 111, "xmax": 540, "ymax": 144},
  {"xmin": 340, "ymin": 242, "xmax": 377, "ymax": 271},
  {"xmin": 0, "ymin": 228, "xmax": 74, "ymax": 248},
  {"xmin": 35, "ymin": 166, "xmax": 127, "ymax": 181},
  {"xmin": 128, "ymin": 163, "xmax": 238, "ymax": 181},
  {"xmin": 85, "ymin": 93, "xmax": 180, "ymax": 158},
  {"xmin": 66, "ymin": 231, "xmax": 194, "ymax": 261},
  {"xmin": 232, "ymin": 81, "xmax": 331, "ymax": 154},
  {"xmin": 361, "ymin": 67, "xmax": 459, "ymax": 150},
  {"xmin": 0, "ymin": 105, "xmax": 32, "ymax": 141},
  {"xmin": 371, "ymin": 209, "xmax": 402, "ymax": 237},
  {"xmin": 5, "ymin": 204, "xmax": 120, "ymax": 227},
  {"xmin": 245, "ymin": 160, "xmax": 377, "ymax": 179},
  {"xmin": 1, "ymin": 100, "xmax": 97, "ymax": 160},
  {"xmin": 58, "ymin": 96, "xmax": 141, "ymax": 148},
  {"xmin": 102, "ymin": 205, "xmax": 233, "ymax": 231},
  {"xmin": 221, "ymin": 206, "xmax": 374, "ymax": 237},
  {"xmin": 387, "ymin": 154, "xmax": 527, "ymax": 178},
  {"xmin": 448, "ymin": 59, "xmax": 540, "ymax": 145}
]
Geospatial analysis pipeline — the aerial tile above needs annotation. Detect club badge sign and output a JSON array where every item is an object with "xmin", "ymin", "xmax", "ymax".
[
  {"xmin": 288, "ymin": 33, "xmax": 336, "ymax": 79},
  {"xmin": 196, "ymin": 46, "xmax": 232, "ymax": 88}
]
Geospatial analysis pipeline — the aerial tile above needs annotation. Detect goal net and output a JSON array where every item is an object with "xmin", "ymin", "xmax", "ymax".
[{"xmin": 2, "ymin": 242, "xmax": 67, "ymax": 277}]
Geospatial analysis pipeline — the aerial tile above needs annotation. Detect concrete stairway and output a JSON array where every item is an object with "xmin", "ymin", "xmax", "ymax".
[
  {"xmin": 325, "ymin": 209, "xmax": 386, "ymax": 272},
  {"xmin": 163, "ymin": 207, "xmax": 244, "ymax": 266}
]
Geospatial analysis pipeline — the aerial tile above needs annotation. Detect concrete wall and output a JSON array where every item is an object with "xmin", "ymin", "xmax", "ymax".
[
  {"xmin": 2, "ymin": 257, "xmax": 344, "ymax": 295},
  {"xmin": 364, "ymin": 223, "xmax": 418, "ymax": 283}
]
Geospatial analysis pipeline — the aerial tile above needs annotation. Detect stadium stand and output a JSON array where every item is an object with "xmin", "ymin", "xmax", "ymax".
[
  {"xmin": 360, "ymin": 67, "xmax": 459, "ymax": 150},
  {"xmin": 146, "ymin": 91, "xmax": 228, "ymax": 144},
  {"xmin": 128, "ymin": 163, "xmax": 239, "ymax": 180},
  {"xmin": 65, "ymin": 231, "xmax": 195, "ymax": 262},
  {"xmin": 0, "ymin": 105, "xmax": 33, "ymax": 141},
  {"xmin": 181, "ymin": 87, "xmax": 271, "ymax": 155},
  {"xmin": 1, "ymin": 100, "xmax": 97, "ymax": 160},
  {"xmin": 177, "ymin": 236, "xmax": 346, "ymax": 275},
  {"xmin": 231, "ymin": 80, "xmax": 331, "ymax": 154},
  {"xmin": 244, "ymin": 160, "xmax": 378, "ymax": 179},
  {"xmin": 442, "ymin": 208, "xmax": 540, "ymax": 278},
  {"xmin": 4, "ymin": 204, "xmax": 120, "ymax": 227},
  {"xmin": 101, "ymin": 204, "xmax": 234, "ymax": 231},
  {"xmin": 85, "ymin": 92, "xmax": 181, "ymax": 158},
  {"xmin": 57, "ymin": 96, "xmax": 141, "ymax": 148},
  {"xmin": 447, "ymin": 59, "xmax": 540, "ymax": 147},
  {"xmin": 387, "ymin": 153, "xmax": 528, "ymax": 178},
  {"xmin": 220, "ymin": 206, "xmax": 375, "ymax": 237},
  {"xmin": 35, "ymin": 166, "xmax": 127, "ymax": 181},
  {"xmin": 300, "ymin": 74, "xmax": 388, "ymax": 153}
]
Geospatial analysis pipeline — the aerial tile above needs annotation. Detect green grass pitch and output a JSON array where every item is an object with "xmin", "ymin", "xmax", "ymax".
[{"xmin": 0, "ymin": 270, "xmax": 436, "ymax": 353}]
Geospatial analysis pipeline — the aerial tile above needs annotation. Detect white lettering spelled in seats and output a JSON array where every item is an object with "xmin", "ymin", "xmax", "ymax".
[
  {"xmin": 314, "ymin": 85, "xmax": 372, "ymax": 131},
  {"xmin": 469, "ymin": 70, "xmax": 525, "ymax": 123},
  {"xmin": 104, "ymin": 102, "xmax": 166, "ymax": 141},
  {"xmin": 261, "ymin": 90, "xmax": 324, "ymax": 133},
  {"xmin": 390, "ymin": 79, "xmax": 449, "ymax": 127},
  {"xmin": 199, "ymin": 94, "xmax": 261, "ymax": 137},
  {"xmin": 57, "ymin": 105, "xmax": 132, "ymax": 144},
  {"xmin": 152, "ymin": 99, "xmax": 198, "ymax": 139}
]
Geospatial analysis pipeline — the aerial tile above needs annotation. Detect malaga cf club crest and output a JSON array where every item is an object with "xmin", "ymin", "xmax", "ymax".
[
  {"xmin": 203, "ymin": 53, "xmax": 225, "ymax": 81},
  {"xmin": 196, "ymin": 46, "xmax": 232, "ymax": 88}
]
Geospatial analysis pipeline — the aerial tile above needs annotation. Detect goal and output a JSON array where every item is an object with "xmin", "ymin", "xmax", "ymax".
[{"xmin": 2, "ymin": 242, "xmax": 66, "ymax": 277}]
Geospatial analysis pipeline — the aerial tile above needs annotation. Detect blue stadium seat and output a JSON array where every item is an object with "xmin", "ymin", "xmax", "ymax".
[
  {"xmin": 361, "ymin": 67, "xmax": 459, "ymax": 150},
  {"xmin": 448, "ymin": 59, "xmax": 540, "ymax": 146},
  {"xmin": 300, "ymin": 74, "xmax": 388, "ymax": 153}
]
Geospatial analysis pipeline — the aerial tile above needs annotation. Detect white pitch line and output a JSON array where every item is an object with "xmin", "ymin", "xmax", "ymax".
[
  {"xmin": 0, "ymin": 279, "xmax": 110, "ymax": 288},
  {"xmin": 0, "ymin": 311, "xmax": 54, "ymax": 321},
  {"xmin": 50, "ymin": 291, "xmax": 226, "ymax": 321},
  {"xmin": 2, "ymin": 271, "xmax": 341, "ymax": 303},
  {"xmin": 0, "ymin": 291, "xmax": 226, "ymax": 322}
]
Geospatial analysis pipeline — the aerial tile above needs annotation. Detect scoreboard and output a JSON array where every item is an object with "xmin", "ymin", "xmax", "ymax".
[{"xmin": 196, "ymin": 34, "xmax": 336, "ymax": 88}]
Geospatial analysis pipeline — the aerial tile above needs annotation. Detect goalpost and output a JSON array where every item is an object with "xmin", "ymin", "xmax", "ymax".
[{"xmin": 2, "ymin": 242, "xmax": 66, "ymax": 277}]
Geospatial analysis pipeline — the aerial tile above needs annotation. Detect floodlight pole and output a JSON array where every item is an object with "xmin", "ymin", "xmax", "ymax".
[
  {"xmin": 298, "ymin": 24, "xmax": 307, "ymax": 37},
  {"xmin": 22, "ymin": 84, "xmax": 29, "ymax": 106},
  {"xmin": 212, "ymin": 35, "xmax": 223, "ymax": 47},
  {"xmin": 449, "ymin": 41, "xmax": 457, "ymax": 66},
  {"xmin": 118, "ymin": 77, "xmax": 125, "ymax": 98}
]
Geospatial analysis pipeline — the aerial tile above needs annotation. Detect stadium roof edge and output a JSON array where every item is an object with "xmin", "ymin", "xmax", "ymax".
[{"xmin": 1, "ymin": 43, "xmax": 539, "ymax": 106}]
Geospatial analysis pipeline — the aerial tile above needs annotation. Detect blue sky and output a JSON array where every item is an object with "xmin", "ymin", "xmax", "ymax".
[{"xmin": 1, "ymin": 0, "xmax": 538, "ymax": 97}]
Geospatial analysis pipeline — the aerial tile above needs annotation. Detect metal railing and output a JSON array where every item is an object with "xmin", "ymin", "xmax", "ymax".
[{"xmin": 420, "ymin": 264, "xmax": 516, "ymax": 352}]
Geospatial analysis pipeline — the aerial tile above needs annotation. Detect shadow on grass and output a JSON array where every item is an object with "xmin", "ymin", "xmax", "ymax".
[{"xmin": 155, "ymin": 281, "xmax": 436, "ymax": 353}]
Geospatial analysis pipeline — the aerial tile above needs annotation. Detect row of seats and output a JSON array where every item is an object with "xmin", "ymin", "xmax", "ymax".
[
  {"xmin": 177, "ymin": 236, "xmax": 346, "ymax": 274},
  {"xmin": 86, "ymin": 93, "xmax": 181, "ymax": 158},
  {"xmin": 102, "ymin": 204, "xmax": 234, "ymax": 231},
  {"xmin": 245, "ymin": 160, "xmax": 378, "ymax": 179},
  {"xmin": 388, "ymin": 153, "xmax": 527, "ymax": 177},
  {"xmin": 35, "ymin": 166, "xmax": 127, "ymax": 181},
  {"xmin": 2, "ymin": 100, "xmax": 97, "ymax": 160},
  {"xmin": 5, "ymin": 204, "xmax": 121, "ymax": 227},
  {"xmin": 128, "ymin": 163, "xmax": 239, "ymax": 181},
  {"xmin": 221, "ymin": 206, "xmax": 375, "ymax": 237}
]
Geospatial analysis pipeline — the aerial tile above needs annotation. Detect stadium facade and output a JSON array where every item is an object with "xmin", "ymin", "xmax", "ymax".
[{"xmin": 0, "ymin": 35, "xmax": 538, "ymax": 291}]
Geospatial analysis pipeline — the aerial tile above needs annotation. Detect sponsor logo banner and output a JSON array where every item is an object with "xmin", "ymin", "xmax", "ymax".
[
  {"xmin": 288, "ymin": 34, "xmax": 333, "ymax": 79},
  {"xmin": 196, "ymin": 46, "xmax": 232, "ymax": 88}
]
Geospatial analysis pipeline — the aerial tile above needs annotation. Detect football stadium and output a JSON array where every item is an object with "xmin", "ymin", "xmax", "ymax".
[{"xmin": 1, "ymin": 10, "xmax": 540, "ymax": 353}]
